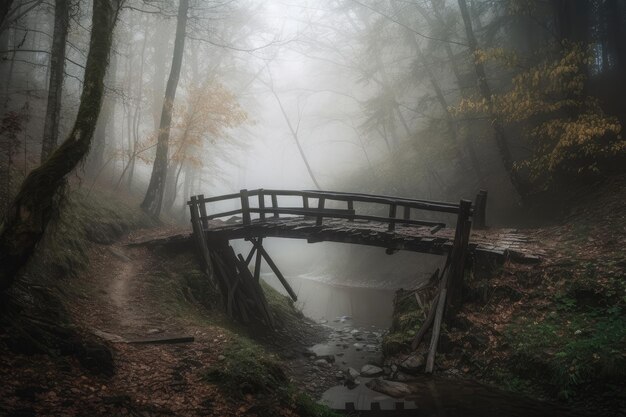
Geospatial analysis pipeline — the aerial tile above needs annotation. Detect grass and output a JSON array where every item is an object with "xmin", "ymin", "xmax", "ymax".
[
  {"xmin": 141, "ymin": 255, "xmax": 339, "ymax": 417},
  {"xmin": 204, "ymin": 336, "xmax": 340, "ymax": 417},
  {"xmin": 26, "ymin": 187, "xmax": 154, "ymax": 281},
  {"xmin": 503, "ymin": 266, "xmax": 626, "ymax": 400}
]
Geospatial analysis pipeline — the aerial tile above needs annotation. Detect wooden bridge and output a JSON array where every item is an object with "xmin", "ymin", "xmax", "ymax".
[{"xmin": 185, "ymin": 188, "xmax": 541, "ymax": 372}]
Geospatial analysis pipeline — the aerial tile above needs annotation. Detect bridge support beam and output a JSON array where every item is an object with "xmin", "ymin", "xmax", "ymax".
[{"xmin": 249, "ymin": 237, "xmax": 298, "ymax": 302}]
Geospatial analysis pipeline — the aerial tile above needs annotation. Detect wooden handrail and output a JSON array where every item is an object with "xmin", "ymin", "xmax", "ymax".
[{"xmin": 187, "ymin": 188, "xmax": 487, "ymax": 232}]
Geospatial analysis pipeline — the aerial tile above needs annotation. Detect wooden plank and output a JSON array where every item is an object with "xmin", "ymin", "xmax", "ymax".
[
  {"xmin": 244, "ymin": 245, "xmax": 257, "ymax": 265},
  {"xmin": 250, "ymin": 207, "xmax": 355, "ymax": 217},
  {"xmin": 411, "ymin": 292, "xmax": 439, "ymax": 351},
  {"xmin": 388, "ymin": 203, "xmax": 397, "ymax": 231},
  {"xmin": 189, "ymin": 196, "xmax": 216, "ymax": 288},
  {"xmin": 347, "ymin": 200, "xmax": 354, "ymax": 222},
  {"xmin": 203, "ymin": 209, "xmax": 242, "ymax": 220},
  {"xmin": 127, "ymin": 336, "xmax": 195, "ymax": 345},
  {"xmin": 302, "ymin": 190, "xmax": 461, "ymax": 214},
  {"xmin": 240, "ymin": 189, "xmax": 251, "ymax": 225},
  {"xmin": 425, "ymin": 287, "xmax": 447, "ymax": 373},
  {"xmin": 271, "ymin": 193, "xmax": 279, "ymax": 218},
  {"xmin": 316, "ymin": 197, "xmax": 325, "ymax": 226},
  {"xmin": 447, "ymin": 200, "xmax": 472, "ymax": 311},
  {"xmin": 258, "ymin": 189, "xmax": 265, "ymax": 220},
  {"xmin": 235, "ymin": 253, "xmax": 274, "ymax": 328},
  {"xmin": 198, "ymin": 194, "xmax": 209, "ymax": 229},
  {"xmin": 255, "ymin": 242, "xmax": 298, "ymax": 301},
  {"xmin": 254, "ymin": 237, "xmax": 263, "ymax": 282}
]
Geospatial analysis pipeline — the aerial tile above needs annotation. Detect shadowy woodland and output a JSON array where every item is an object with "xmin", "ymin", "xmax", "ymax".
[{"xmin": 0, "ymin": 0, "xmax": 624, "ymax": 416}]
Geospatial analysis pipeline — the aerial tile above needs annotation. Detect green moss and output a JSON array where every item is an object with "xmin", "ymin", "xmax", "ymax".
[
  {"xmin": 28, "ymin": 188, "xmax": 154, "ymax": 281},
  {"xmin": 205, "ymin": 337, "xmax": 287, "ymax": 397},
  {"xmin": 382, "ymin": 289, "xmax": 425, "ymax": 355},
  {"xmin": 293, "ymin": 392, "xmax": 342, "ymax": 417},
  {"xmin": 204, "ymin": 336, "xmax": 340, "ymax": 417},
  {"xmin": 504, "ymin": 307, "xmax": 626, "ymax": 399},
  {"xmin": 261, "ymin": 281, "xmax": 304, "ymax": 327}
]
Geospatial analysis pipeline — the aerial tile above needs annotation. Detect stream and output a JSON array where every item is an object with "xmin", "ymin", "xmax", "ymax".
[{"xmin": 263, "ymin": 272, "xmax": 587, "ymax": 417}]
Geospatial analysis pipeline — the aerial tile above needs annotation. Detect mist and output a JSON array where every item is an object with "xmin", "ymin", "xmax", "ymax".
[{"xmin": 1, "ymin": 0, "xmax": 624, "ymax": 416}]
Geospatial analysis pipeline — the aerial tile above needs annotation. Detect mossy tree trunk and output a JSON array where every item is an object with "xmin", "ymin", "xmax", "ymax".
[
  {"xmin": 141, "ymin": 0, "xmax": 188, "ymax": 217},
  {"xmin": 40, "ymin": 0, "xmax": 70, "ymax": 162},
  {"xmin": 0, "ymin": 0, "xmax": 121, "ymax": 292}
]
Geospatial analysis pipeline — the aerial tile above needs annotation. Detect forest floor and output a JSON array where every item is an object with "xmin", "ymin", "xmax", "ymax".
[
  {"xmin": 0, "ymin": 176, "xmax": 624, "ymax": 416},
  {"xmin": 383, "ymin": 176, "xmax": 626, "ymax": 417},
  {"xmin": 0, "ymin": 190, "xmax": 340, "ymax": 417}
]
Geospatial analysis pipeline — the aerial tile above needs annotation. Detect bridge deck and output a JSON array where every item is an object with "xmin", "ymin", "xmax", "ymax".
[{"xmin": 202, "ymin": 216, "xmax": 543, "ymax": 263}]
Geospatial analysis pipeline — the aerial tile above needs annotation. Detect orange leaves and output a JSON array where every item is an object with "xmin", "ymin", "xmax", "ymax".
[
  {"xmin": 455, "ymin": 44, "xmax": 625, "ymax": 190},
  {"xmin": 168, "ymin": 81, "xmax": 248, "ymax": 168}
]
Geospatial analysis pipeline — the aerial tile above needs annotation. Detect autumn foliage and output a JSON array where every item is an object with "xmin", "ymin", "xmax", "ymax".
[{"xmin": 456, "ymin": 45, "xmax": 625, "ymax": 193}]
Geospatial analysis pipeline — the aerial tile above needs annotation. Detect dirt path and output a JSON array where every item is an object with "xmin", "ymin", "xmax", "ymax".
[
  {"xmin": 0, "ymin": 227, "xmax": 343, "ymax": 416},
  {"xmin": 69, "ymin": 229, "xmax": 337, "ymax": 415}
]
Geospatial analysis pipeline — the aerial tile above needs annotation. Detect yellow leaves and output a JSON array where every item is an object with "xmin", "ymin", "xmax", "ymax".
[
  {"xmin": 168, "ymin": 80, "xmax": 248, "ymax": 167},
  {"xmin": 451, "ymin": 97, "xmax": 489, "ymax": 116},
  {"xmin": 473, "ymin": 48, "xmax": 519, "ymax": 68},
  {"xmin": 456, "ymin": 43, "xmax": 625, "ymax": 188},
  {"xmin": 528, "ymin": 114, "xmax": 624, "ymax": 181}
]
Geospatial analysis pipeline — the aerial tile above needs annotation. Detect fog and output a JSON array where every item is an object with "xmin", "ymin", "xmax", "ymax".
[{"xmin": 2, "ymin": 0, "xmax": 625, "ymax": 288}]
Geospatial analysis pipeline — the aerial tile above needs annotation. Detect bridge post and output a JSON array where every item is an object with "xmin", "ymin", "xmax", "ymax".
[
  {"xmin": 253, "ymin": 237, "xmax": 263, "ymax": 282},
  {"xmin": 347, "ymin": 200, "xmax": 354, "ymax": 222},
  {"xmin": 258, "ymin": 189, "xmax": 265, "ymax": 220},
  {"xmin": 403, "ymin": 205, "xmax": 410, "ymax": 220},
  {"xmin": 473, "ymin": 190, "xmax": 488, "ymax": 229},
  {"xmin": 198, "ymin": 194, "xmax": 208, "ymax": 229},
  {"xmin": 271, "ymin": 193, "xmax": 279, "ymax": 218},
  {"xmin": 447, "ymin": 199, "xmax": 473, "ymax": 312},
  {"xmin": 316, "ymin": 197, "xmax": 325, "ymax": 226},
  {"xmin": 388, "ymin": 203, "xmax": 397, "ymax": 231},
  {"xmin": 240, "ymin": 189, "xmax": 251, "ymax": 225}
]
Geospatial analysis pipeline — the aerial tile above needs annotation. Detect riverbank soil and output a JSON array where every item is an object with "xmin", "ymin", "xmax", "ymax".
[
  {"xmin": 0, "ymin": 190, "xmax": 339, "ymax": 417},
  {"xmin": 383, "ymin": 177, "xmax": 626, "ymax": 416}
]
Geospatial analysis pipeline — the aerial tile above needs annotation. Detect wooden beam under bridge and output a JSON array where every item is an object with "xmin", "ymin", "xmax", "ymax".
[{"xmin": 245, "ymin": 237, "xmax": 298, "ymax": 302}]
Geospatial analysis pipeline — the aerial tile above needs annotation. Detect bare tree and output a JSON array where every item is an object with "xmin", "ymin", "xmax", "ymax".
[
  {"xmin": 141, "ymin": 0, "xmax": 188, "ymax": 217},
  {"xmin": 264, "ymin": 68, "xmax": 321, "ymax": 190}
]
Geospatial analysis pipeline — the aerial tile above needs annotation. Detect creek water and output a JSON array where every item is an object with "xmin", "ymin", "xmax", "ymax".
[{"xmin": 262, "ymin": 272, "xmax": 586, "ymax": 417}]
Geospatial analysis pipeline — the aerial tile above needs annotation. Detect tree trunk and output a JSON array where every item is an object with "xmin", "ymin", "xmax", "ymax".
[
  {"xmin": 605, "ymin": 0, "xmax": 626, "ymax": 73},
  {"xmin": 0, "ymin": 0, "xmax": 15, "ymax": 33},
  {"xmin": 150, "ymin": 22, "xmax": 170, "ymax": 130},
  {"xmin": 88, "ymin": 44, "xmax": 117, "ymax": 175},
  {"xmin": 0, "ymin": 0, "xmax": 120, "ymax": 291},
  {"xmin": 457, "ymin": 0, "xmax": 524, "ymax": 197},
  {"xmin": 161, "ymin": 160, "xmax": 179, "ymax": 212},
  {"xmin": 141, "ymin": 0, "xmax": 188, "ymax": 217},
  {"xmin": 40, "ymin": 0, "xmax": 69, "ymax": 162}
]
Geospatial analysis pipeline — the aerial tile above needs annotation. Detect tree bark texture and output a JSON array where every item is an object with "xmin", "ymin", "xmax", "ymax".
[
  {"xmin": 0, "ymin": 0, "xmax": 15, "ymax": 29},
  {"xmin": 0, "ymin": 0, "xmax": 120, "ymax": 291},
  {"xmin": 141, "ymin": 0, "xmax": 188, "ymax": 217},
  {"xmin": 40, "ymin": 0, "xmax": 69, "ymax": 162},
  {"xmin": 88, "ymin": 44, "xmax": 117, "ymax": 174}
]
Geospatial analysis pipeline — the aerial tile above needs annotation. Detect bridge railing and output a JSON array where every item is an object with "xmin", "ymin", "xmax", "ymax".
[{"xmin": 188, "ymin": 189, "xmax": 487, "ymax": 232}]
